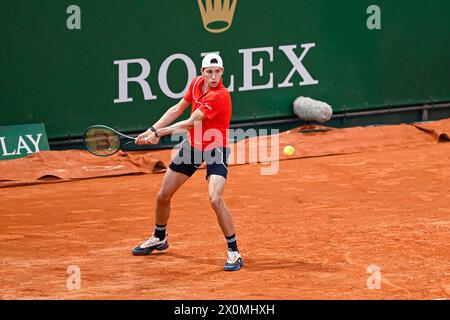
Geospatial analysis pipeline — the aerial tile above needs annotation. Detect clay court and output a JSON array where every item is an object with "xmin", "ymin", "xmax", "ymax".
[{"xmin": 1, "ymin": 121, "xmax": 450, "ymax": 300}]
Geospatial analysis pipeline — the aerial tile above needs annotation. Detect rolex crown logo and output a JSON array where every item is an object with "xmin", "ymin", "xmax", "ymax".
[{"xmin": 197, "ymin": 0, "xmax": 238, "ymax": 33}]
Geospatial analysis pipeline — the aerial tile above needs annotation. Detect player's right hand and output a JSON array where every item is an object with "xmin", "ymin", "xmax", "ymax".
[
  {"xmin": 135, "ymin": 130, "xmax": 160, "ymax": 145},
  {"xmin": 135, "ymin": 129, "xmax": 152, "ymax": 145}
]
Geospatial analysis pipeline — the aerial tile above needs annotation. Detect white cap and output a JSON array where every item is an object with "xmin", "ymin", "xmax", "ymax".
[{"xmin": 201, "ymin": 53, "xmax": 223, "ymax": 69}]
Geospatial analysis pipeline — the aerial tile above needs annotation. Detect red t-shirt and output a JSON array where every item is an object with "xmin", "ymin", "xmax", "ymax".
[{"xmin": 183, "ymin": 76, "xmax": 232, "ymax": 151}]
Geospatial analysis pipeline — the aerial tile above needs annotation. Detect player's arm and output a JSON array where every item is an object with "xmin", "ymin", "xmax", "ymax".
[
  {"xmin": 135, "ymin": 108, "xmax": 206, "ymax": 145},
  {"xmin": 135, "ymin": 99, "xmax": 189, "ymax": 143},
  {"xmin": 156, "ymin": 108, "xmax": 206, "ymax": 138},
  {"xmin": 152, "ymin": 98, "xmax": 190, "ymax": 130}
]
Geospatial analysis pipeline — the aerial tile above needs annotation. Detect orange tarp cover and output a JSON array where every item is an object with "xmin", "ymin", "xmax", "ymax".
[
  {"xmin": 1, "ymin": 118, "xmax": 449, "ymax": 188},
  {"xmin": 0, "ymin": 151, "xmax": 166, "ymax": 188}
]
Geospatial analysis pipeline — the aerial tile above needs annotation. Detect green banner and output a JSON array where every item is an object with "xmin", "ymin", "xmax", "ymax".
[
  {"xmin": 0, "ymin": 1, "xmax": 449, "ymax": 141},
  {"xmin": 0, "ymin": 123, "xmax": 50, "ymax": 160}
]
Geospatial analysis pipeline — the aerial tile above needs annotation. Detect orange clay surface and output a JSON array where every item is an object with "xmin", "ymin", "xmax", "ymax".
[{"xmin": 1, "ymin": 123, "xmax": 450, "ymax": 299}]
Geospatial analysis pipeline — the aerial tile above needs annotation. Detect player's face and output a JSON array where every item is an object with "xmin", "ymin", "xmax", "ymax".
[{"xmin": 202, "ymin": 67, "xmax": 223, "ymax": 88}]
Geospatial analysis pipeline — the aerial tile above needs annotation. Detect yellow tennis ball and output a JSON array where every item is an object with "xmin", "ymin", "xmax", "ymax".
[{"xmin": 283, "ymin": 145, "xmax": 295, "ymax": 156}]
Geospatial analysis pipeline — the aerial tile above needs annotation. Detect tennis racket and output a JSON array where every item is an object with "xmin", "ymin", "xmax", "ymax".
[{"xmin": 83, "ymin": 125, "xmax": 135, "ymax": 156}]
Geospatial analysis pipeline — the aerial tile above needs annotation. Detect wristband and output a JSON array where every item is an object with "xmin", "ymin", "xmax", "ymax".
[{"xmin": 150, "ymin": 126, "xmax": 160, "ymax": 137}]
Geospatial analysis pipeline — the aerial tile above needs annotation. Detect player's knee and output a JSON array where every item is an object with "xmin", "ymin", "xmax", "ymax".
[
  {"xmin": 157, "ymin": 190, "xmax": 172, "ymax": 203},
  {"xmin": 210, "ymin": 195, "xmax": 224, "ymax": 210}
]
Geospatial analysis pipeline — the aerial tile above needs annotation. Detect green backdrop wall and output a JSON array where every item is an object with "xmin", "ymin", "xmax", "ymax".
[{"xmin": 1, "ymin": 0, "xmax": 449, "ymax": 140}]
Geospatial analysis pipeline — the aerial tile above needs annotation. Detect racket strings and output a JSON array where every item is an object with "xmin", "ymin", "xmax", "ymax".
[{"xmin": 85, "ymin": 128, "xmax": 121, "ymax": 155}]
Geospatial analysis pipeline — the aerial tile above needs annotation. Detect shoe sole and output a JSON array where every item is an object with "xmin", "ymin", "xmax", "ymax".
[
  {"xmin": 132, "ymin": 242, "xmax": 169, "ymax": 256},
  {"xmin": 224, "ymin": 265, "xmax": 241, "ymax": 271},
  {"xmin": 224, "ymin": 258, "xmax": 244, "ymax": 271}
]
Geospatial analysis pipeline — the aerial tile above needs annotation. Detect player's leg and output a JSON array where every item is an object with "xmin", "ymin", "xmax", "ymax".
[
  {"xmin": 208, "ymin": 174, "xmax": 235, "ymax": 236},
  {"xmin": 155, "ymin": 167, "xmax": 191, "ymax": 226},
  {"xmin": 206, "ymin": 147, "xmax": 243, "ymax": 271},
  {"xmin": 132, "ymin": 168, "xmax": 190, "ymax": 256},
  {"xmin": 208, "ymin": 175, "xmax": 243, "ymax": 271},
  {"xmin": 132, "ymin": 142, "xmax": 200, "ymax": 256}
]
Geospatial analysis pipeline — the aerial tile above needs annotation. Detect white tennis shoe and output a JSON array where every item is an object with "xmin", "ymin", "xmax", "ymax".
[
  {"xmin": 132, "ymin": 235, "xmax": 169, "ymax": 255},
  {"xmin": 224, "ymin": 249, "xmax": 244, "ymax": 271}
]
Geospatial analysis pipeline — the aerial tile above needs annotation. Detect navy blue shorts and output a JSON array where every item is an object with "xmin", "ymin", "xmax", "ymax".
[{"xmin": 169, "ymin": 141, "xmax": 230, "ymax": 180}]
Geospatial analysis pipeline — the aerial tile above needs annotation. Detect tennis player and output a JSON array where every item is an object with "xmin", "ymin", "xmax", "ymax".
[{"xmin": 132, "ymin": 53, "xmax": 243, "ymax": 271}]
